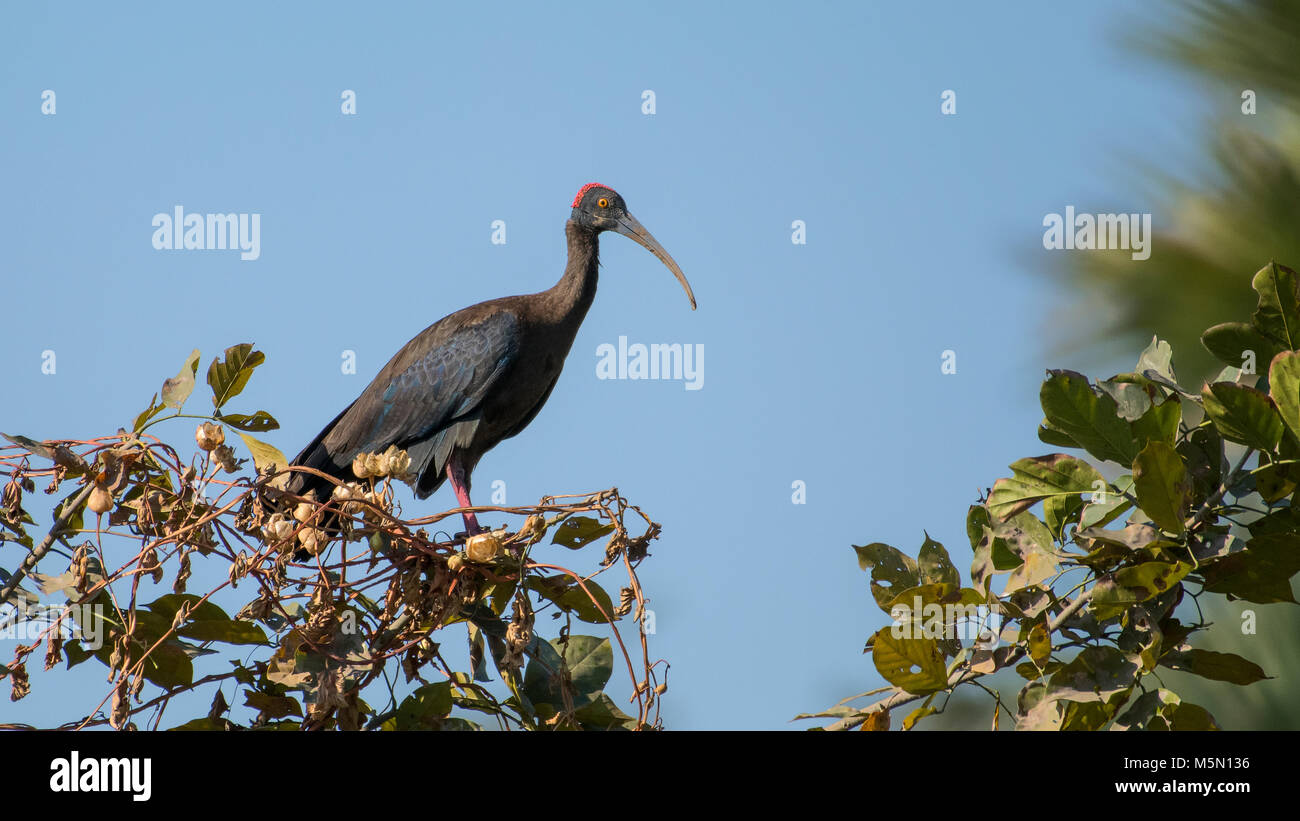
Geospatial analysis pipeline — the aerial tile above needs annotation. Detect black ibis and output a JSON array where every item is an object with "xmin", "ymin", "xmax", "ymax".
[{"xmin": 285, "ymin": 183, "xmax": 696, "ymax": 537}]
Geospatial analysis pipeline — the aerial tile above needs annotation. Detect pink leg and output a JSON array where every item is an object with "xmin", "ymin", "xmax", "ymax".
[{"xmin": 446, "ymin": 457, "xmax": 481, "ymax": 535}]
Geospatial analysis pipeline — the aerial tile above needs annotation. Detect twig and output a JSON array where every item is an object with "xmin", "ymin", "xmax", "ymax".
[{"xmin": 0, "ymin": 483, "xmax": 93, "ymax": 609}]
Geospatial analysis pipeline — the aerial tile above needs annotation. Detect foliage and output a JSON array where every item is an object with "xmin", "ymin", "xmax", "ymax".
[
  {"xmin": 1, "ymin": 345, "xmax": 666, "ymax": 730},
  {"xmin": 803, "ymin": 262, "xmax": 1300, "ymax": 730}
]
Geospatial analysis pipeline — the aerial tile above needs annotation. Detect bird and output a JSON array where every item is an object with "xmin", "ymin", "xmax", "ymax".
[{"xmin": 284, "ymin": 183, "xmax": 696, "ymax": 539}]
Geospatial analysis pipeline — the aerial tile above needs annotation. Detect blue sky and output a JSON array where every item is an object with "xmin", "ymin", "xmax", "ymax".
[{"xmin": 1, "ymin": 2, "xmax": 1206, "ymax": 729}]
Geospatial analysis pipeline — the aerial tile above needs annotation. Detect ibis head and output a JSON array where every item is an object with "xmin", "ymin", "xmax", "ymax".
[{"xmin": 570, "ymin": 183, "xmax": 696, "ymax": 310}]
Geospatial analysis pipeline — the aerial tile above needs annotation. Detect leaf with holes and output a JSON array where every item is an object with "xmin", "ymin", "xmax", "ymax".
[
  {"xmin": 854, "ymin": 542, "xmax": 920, "ymax": 612},
  {"xmin": 550, "ymin": 516, "xmax": 615, "ymax": 549},
  {"xmin": 869, "ymin": 629, "xmax": 948, "ymax": 695}
]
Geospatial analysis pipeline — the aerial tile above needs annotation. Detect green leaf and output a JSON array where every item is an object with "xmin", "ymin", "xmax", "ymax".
[
  {"xmin": 550, "ymin": 516, "xmax": 615, "ymax": 549},
  {"xmin": 1269, "ymin": 351, "xmax": 1300, "ymax": 444},
  {"xmin": 1043, "ymin": 492, "xmax": 1085, "ymax": 541},
  {"xmin": 1200, "ymin": 381, "xmax": 1283, "ymax": 451},
  {"xmin": 1001, "ymin": 513, "xmax": 1058, "ymax": 593},
  {"xmin": 1202, "ymin": 532, "xmax": 1300, "ymax": 604},
  {"xmin": 1132, "ymin": 441, "xmax": 1190, "ymax": 534},
  {"xmin": 177, "ymin": 620, "xmax": 269, "ymax": 645},
  {"xmin": 1045, "ymin": 646, "xmax": 1138, "ymax": 704},
  {"xmin": 395, "ymin": 682, "xmax": 453, "ymax": 729},
  {"xmin": 574, "ymin": 692, "xmax": 637, "ymax": 731},
  {"xmin": 1038, "ymin": 420, "xmax": 1079, "ymax": 448},
  {"xmin": 147, "ymin": 593, "xmax": 231, "ymax": 623},
  {"xmin": 137, "ymin": 641, "xmax": 194, "ymax": 689},
  {"xmin": 1079, "ymin": 475, "xmax": 1135, "ymax": 530},
  {"xmin": 162, "ymin": 348, "xmax": 201, "ymax": 409},
  {"xmin": 853, "ymin": 542, "xmax": 920, "ymax": 612},
  {"xmin": 1114, "ymin": 561, "xmax": 1192, "ymax": 601},
  {"xmin": 988, "ymin": 453, "xmax": 1105, "ymax": 521},
  {"xmin": 1250, "ymin": 261, "xmax": 1300, "ymax": 349},
  {"xmin": 1039, "ymin": 370, "xmax": 1138, "ymax": 465},
  {"xmin": 1130, "ymin": 397, "xmax": 1180, "ymax": 451},
  {"xmin": 236, "ymin": 432, "xmax": 287, "ymax": 474},
  {"xmin": 244, "ymin": 690, "xmax": 303, "ymax": 719},
  {"xmin": 167, "ymin": 717, "xmax": 227, "ymax": 731},
  {"xmin": 1159, "ymin": 648, "xmax": 1269, "ymax": 686},
  {"xmin": 525, "ymin": 576, "xmax": 616, "ymax": 624},
  {"xmin": 869, "ymin": 629, "xmax": 948, "ymax": 695},
  {"xmin": 917, "ymin": 533, "xmax": 959, "ymax": 588},
  {"xmin": 207, "ymin": 344, "xmax": 265, "ymax": 409},
  {"xmin": 1202, "ymin": 321, "xmax": 1280, "ymax": 372},
  {"xmin": 217, "ymin": 410, "xmax": 280, "ymax": 433},
  {"xmin": 522, "ymin": 636, "xmax": 613, "ymax": 711},
  {"xmin": 133, "ymin": 394, "xmax": 166, "ymax": 434}
]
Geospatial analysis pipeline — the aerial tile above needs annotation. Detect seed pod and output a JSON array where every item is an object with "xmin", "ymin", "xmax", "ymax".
[
  {"xmin": 212, "ymin": 444, "xmax": 238, "ymax": 473},
  {"xmin": 365, "ymin": 452, "xmax": 386, "ymax": 478},
  {"xmin": 447, "ymin": 554, "xmax": 465, "ymax": 573},
  {"xmin": 298, "ymin": 527, "xmax": 322, "ymax": 556},
  {"xmin": 466, "ymin": 532, "xmax": 502, "ymax": 563},
  {"xmin": 293, "ymin": 502, "xmax": 315, "ymax": 523},
  {"xmin": 388, "ymin": 449, "xmax": 411, "ymax": 478},
  {"xmin": 195, "ymin": 422, "xmax": 224, "ymax": 452},
  {"xmin": 87, "ymin": 484, "xmax": 113, "ymax": 514},
  {"xmin": 351, "ymin": 453, "xmax": 371, "ymax": 479},
  {"xmin": 520, "ymin": 514, "xmax": 547, "ymax": 542}
]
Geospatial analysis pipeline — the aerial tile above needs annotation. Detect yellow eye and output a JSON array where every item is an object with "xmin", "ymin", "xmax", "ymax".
[{"xmin": 597, "ymin": 198, "xmax": 609, "ymax": 208}]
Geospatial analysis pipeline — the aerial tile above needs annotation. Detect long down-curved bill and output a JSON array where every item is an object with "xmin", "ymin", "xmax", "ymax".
[{"xmin": 614, "ymin": 213, "xmax": 697, "ymax": 310}]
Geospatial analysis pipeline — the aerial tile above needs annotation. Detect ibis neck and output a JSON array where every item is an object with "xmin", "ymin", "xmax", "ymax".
[{"xmin": 544, "ymin": 220, "xmax": 600, "ymax": 324}]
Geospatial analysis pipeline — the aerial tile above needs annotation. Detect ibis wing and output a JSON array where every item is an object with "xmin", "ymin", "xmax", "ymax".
[{"xmin": 290, "ymin": 310, "xmax": 520, "ymax": 492}]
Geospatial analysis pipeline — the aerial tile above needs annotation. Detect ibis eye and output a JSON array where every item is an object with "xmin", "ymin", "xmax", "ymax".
[{"xmin": 597, "ymin": 198, "xmax": 609, "ymax": 208}]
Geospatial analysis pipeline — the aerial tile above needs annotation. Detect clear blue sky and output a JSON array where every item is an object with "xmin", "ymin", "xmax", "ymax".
[{"xmin": 1, "ymin": 2, "xmax": 1203, "ymax": 729}]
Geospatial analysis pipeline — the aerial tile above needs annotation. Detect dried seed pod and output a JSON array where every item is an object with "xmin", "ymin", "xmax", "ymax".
[
  {"xmin": 465, "ymin": 532, "xmax": 502, "ymax": 563},
  {"xmin": 446, "ymin": 554, "xmax": 465, "ymax": 573},
  {"xmin": 195, "ymin": 422, "xmax": 224, "ymax": 452},
  {"xmin": 173, "ymin": 547, "xmax": 193, "ymax": 594},
  {"xmin": 293, "ymin": 502, "xmax": 315, "ymax": 523},
  {"xmin": 519, "ymin": 514, "xmax": 547, "ymax": 542},
  {"xmin": 298, "ymin": 527, "xmax": 322, "ymax": 557},
  {"xmin": 351, "ymin": 453, "xmax": 371, "ymax": 479},
  {"xmin": 87, "ymin": 484, "xmax": 113, "ymax": 514},
  {"xmin": 387, "ymin": 448, "xmax": 411, "ymax": 478},
  {"xmin": 212, "ymin": 444, "xmax": 238, "ymax": 473}
]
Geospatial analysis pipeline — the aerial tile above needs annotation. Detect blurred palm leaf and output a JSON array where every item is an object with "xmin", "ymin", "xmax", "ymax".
[{"xmin": 1059, "ymin": 1, "xmax": 1300, "ymax": 381}]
